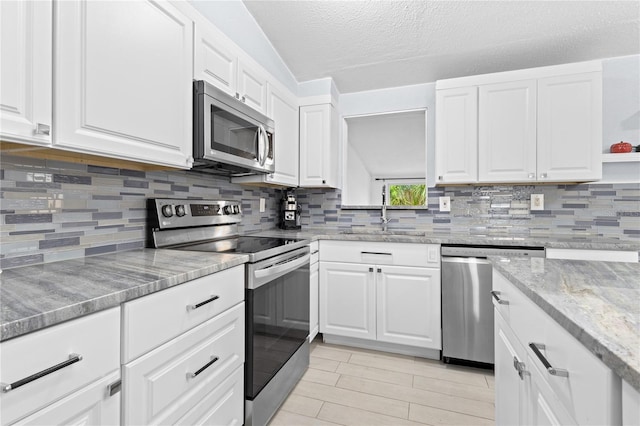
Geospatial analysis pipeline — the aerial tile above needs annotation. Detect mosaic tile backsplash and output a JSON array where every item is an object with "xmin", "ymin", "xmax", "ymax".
[
  {"xmin": 1, "ymin": 154, "xmax": 639, "ymax": 269},
  {"xmin": 296, "ymin": 184, "xmax": 640, "ymax": 238},
  {"xmin": 0, "ymin": 155, "xmax": 281, "ymax": 269}
]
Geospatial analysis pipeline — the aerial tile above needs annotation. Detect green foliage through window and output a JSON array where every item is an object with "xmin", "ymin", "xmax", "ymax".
[{"xmin": 389, "ymin": 184, "xmax": 426, "ymax": 206}]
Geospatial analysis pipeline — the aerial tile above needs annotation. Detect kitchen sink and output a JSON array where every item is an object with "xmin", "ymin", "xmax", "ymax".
[{"xmin": 340, "ymin": 229, "xmax": 426, "ymax": 236}]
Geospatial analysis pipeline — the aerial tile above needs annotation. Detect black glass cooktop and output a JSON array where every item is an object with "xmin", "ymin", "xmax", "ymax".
[{"xmin": 173, "ymin": 236, "xmax": 303, "ymax": 255}]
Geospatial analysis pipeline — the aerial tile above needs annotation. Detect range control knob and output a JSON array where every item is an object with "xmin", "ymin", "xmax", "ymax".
[
  {"xmin": 161, "ymin": 205, "xmax": 173, "ymax": 218},
  {"xmin": 223, "ymin": 205, "xmax": 233, "ymax": 215},
  {"xmin": 175, "ymin": 205, "xmax": 186, "ymax": 217}
]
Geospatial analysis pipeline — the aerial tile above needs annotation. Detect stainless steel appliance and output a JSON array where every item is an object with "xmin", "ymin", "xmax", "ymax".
[
  {"xmin": 193, "ymin": 80, "xmax": 275, "ymax": 176},
  {"xmin": 149, "ymin": 198, "xmax": 310, "ymax": 426},
  {"xmin": 280, "ymin": 191, "xmax": 301, "ymax": 230},
  {"xmin": 441, "ymin": 245, "xmax": 544, "ymax": 365}
]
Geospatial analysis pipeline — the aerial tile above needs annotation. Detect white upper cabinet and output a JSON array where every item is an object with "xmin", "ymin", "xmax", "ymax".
[
  {"xmin": 435, "ymin": 87, "xmax": 478, "ymax": 184},
  {"xmin": 0, "ymin": 0, "xmax": 52, "ymax": 146},
  {"xmin": 299, "ymin": 103, "xmax": 341, "ymax": 188},
  {"xmin": 537, "ymin": 72, "xmax": 602, "ymax": 182},
  {"xmin": 436, "ymin": 61, "xmax": 603, "ymax": 184},
  {"xmin": 232, "ymin": 82, "xmax": 299, "ymax": 187},
  {"xmin": 195, "ymin": 20, "xmax": 267, "ymax": 115},
  {"xmin": 54, "ymin": 0, "xmax": 194, "ymax": 169},
  {"xmin": 478, "ymin": 80, "xmax": 537, "ymax": 182}
]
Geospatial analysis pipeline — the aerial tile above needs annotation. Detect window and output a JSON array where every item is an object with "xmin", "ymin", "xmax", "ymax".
[{"xmin": 389, "ymin": 183, "xmax": 426, "ymax": 206}]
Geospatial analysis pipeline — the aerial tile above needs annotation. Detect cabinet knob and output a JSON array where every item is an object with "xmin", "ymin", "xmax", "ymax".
[
  {"xmin": 235, "ymin": 92, "xmax": 240, "ymax": 99},
  {"xmin": 35, "ymin": 123, "xmax": 50, "ymax": 136},
  {"xmin": 438, "ymin": 176, "xmax": 443, "ymax": 181},
  {"xmin": 539, "ymin": 173, "xmax": 547, "ymax": 179},
  {"xmin": 528, "ymin": 173, "xmax": 535, "ymax": 179},
  {"xmin": 377, "ymin": 268, "xmax": 382, "ymax": 273},
  {"xmin": 369, "ymin": 267, "xmax": 374, "ymax": 272},
  {"xmin": 322, "ymin": 179, "xmax": 326, "ymax": 184},
  {"xmin": 242, "ymin": 95, "xmax": 246, "ymax": 102}
]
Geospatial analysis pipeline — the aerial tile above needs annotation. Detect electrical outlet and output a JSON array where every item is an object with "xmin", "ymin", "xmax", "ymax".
[
  {"xmin": 259, "ymin": 198, "xmax": 266, "ymax": 213},
  {"xmin": 439, "ymin": 196, "xmax": 451, "ymax": 212},
  {"xmin": 530, "ymin": 194, "xmax": 544, "ymax": 211}
]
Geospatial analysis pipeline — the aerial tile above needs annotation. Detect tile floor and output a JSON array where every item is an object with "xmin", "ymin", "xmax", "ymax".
[{"xmin": 270, "ymin": 340, "xmax": 495, "ymax": 426}]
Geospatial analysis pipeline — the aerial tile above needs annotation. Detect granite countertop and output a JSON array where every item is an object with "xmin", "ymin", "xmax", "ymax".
[
  {"xmin": 2, "ymin": 225, "xmax": 639, "ymax": 386},
  {"xmin": 0, "ymin": 249, "xmax": 248, "ymax": 342},
  {"xmin": 490, "ymin": 256, "xmax": 640, "ymax": 392},
  {"xmin": 252, "ymin": 227, "xmax": 640, "ymax": 252}
]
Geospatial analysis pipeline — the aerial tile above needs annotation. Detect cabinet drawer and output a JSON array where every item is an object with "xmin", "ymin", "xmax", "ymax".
[
  {"xmin": 320, "ymin": 240, "xmax": 437, "ymax": 267},
  {"xmin": 123, "ymin": 302, "xmax": 245, "ymax": 425},
  {"xmin": 122, "ymin": 265, "xmax": 244, "ymax": 363},
  {"xmin": 0, "ymin": 308, "xmax": 120, "ymax": 425},
  {"xmin": 310, "ymin": 241, "xmax": 319, "ymax": 265}
]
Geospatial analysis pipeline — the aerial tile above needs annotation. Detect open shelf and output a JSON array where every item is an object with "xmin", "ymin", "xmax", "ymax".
[{"xmin": 602, "ymin": 152, "xmax": 640, "ymax": 163}]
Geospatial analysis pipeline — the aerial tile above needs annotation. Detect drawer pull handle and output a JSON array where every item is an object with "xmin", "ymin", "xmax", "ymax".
[
  {"xmin": 369, "ymin": 267, "xmax": 374, "ymax": 272},
  {"xmin": 108, "ymin": 379, "xmax": 122, "ymax": 397},
  {"xmin": 529, "ymin": 343, "xmax": 569, "ymax": 377},
  {"xmin": 187, "ymin": 356, "xmax": 219, "ymax": 379},
  {"xmin": 1, "ymin": 353, "xmax": 82, "ymax": 393},
  {"xmin": 491, "ymin": 290, "xmax": 509, "ymax": 305},
  {"xmin": 361, "ymin": 251, "xmax": 392, "ymax": 256},
  {"xmin": 187, "ymin": 295, "xmax": 219, "ymax": 311}
]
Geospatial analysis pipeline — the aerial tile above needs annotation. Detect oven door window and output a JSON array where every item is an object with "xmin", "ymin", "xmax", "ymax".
[
  {"xmin": 211, "ymin": 106, "xmax": 259, "ymax": 161},
  {"xmin": 246, "ymin": 264, "xmax": 310, "ymax": 400}
]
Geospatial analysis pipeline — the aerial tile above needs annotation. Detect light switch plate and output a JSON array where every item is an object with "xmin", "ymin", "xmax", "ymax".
[
  {"xmin": 259, "ymin": 198, "xmax": 266, "ymax": 213},
  {"xmin": 439, "ymin": 196, "xmax": 451, "ymax": 212},
  {"xmin": 531, "ymin": 194, "xmax": 544, "ymax": 211}
]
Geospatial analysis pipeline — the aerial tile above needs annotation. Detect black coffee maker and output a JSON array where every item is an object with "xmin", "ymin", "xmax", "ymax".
[{"xmin": 280, "ymin": 190, "xmax": 301, "ymax": 230}]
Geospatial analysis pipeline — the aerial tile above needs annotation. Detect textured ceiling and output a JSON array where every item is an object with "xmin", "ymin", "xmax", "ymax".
[{"xmin": 242, "ymin": 0, "xmax": 640, "ymax": 93}]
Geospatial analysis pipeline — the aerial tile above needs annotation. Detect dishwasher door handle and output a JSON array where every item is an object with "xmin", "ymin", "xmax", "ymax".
[{"xmin": 441, "ymin": 256, "xmax": 492, "ymax": 265}]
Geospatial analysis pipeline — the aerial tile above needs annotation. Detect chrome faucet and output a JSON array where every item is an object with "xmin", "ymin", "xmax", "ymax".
[{"xmin": 381, "ymin": 184, "xmax": 389, "ymax": 231}]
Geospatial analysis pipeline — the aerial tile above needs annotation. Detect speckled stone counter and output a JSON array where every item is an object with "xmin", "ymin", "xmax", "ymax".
[
  {"xmin": 490, "ymin": 256, "xmax": 640, "ymax": 391},
  {"xmin": 252, "ymin": 227, "xmax": 640, "ymax": 252},
  {"xmin": 0, "ymin": 249, "xmax": 248, "ymax": 342}
]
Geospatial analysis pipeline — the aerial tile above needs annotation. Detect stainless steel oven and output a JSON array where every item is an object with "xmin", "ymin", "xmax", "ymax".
[
  {"xmin": 148, "ymin": 198, "xmax": 309, "ymax": 426},
  {"xmin": 193, "ymin": 80, "xmax": 275, "ymax": 176}
]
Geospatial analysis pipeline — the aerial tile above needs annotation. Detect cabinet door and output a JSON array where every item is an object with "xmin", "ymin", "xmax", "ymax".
[
  {"xmin": 0, "ymin": 0, "xmax": 51, "ymax": 146},
  {"xmin": 376, "ymin": 265, "xmax": 441, "ymax": 349},
  {"xmin": 267, "ymin": 84, "xmax": 299, "ymax": 186},
  {"xmin": 237, "ymin": 59, "xmax": 268, "ymax": 114},
  {"xmin": 54, "ymin": 0, "xmax": 193, "ymax": 168},
  {"xmin": 319, "ymin": 262, "xmax": 375, "ymax": 340},
  {"xmin": 537, "ymin": 72, "xmax": 602, "ymax": 182},
  {"xmin": 435, "ymin": 87, "xmax": 478, "ymax": 183},
  {"xmin": 494, "ymin": 311, "xmax": 528, "ymax": 426},
  {"xmin": 14, "ymin": 371, "xmax": 120, "ymax": 426},
  {"xmin": 528, "ymin": 360, "xmax": 578, "ymax": 426},
  {"xmin": 299, "ymin": 104, "xmax": 340, "ymax": 188},
  {"xmin": 309, "ymin": 260, "xmax": 320, "ymax": 342},
  {"xmin": 194, "ymin": 21, "xmax": 237, "ymax": 97},
  {"xmin": 479, "ymin": 80, "xmax": 537, "ymax": 183}
]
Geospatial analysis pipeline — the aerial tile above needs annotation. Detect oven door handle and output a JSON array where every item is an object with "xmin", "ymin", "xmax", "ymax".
[{"xmin": 254, "ymin": 253, "xmax": 310, "ymax": 281}]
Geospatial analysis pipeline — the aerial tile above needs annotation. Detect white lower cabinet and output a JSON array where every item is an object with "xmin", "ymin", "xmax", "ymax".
[
  {"xmin": 319, "ymin": 241, "xmax": 441, "ymax": 352},
  {"xmin": 0, "ymin": 307, "xmax": 121, "ymax": 425},
  {"xmin": 320, "ymin": 262, "xmax": 376, "ymax": 340},
  {"xmin": 493, "ymin": 269, "xmax": 622, "ymax": 425},
  {"xmin": 121, "ymin": 266, "xmax": 246, "ymax": 425},
  {"xmin": 122, "ymin": 303, "xmax": 245, "ymax": 425},
  {"xmin": 494, "ymin": 311, "xmax": 528, "ymax": 426}
]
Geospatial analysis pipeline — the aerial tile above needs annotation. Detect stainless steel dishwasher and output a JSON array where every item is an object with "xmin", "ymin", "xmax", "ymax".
[{"xmin": 441, "ymin": 245, "xmax": 545, "ymax": 366}]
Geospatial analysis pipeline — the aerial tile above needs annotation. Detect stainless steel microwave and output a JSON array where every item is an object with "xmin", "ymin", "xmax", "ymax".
[{"xmin": 193, "ymin": 80, "xmax": 275, "ymax": 175}]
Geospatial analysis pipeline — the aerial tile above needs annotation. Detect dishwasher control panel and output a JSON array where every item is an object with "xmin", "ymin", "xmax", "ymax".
[{"xmin": 441, "ymin": 245, "xmax": 545, "ymax": 258}]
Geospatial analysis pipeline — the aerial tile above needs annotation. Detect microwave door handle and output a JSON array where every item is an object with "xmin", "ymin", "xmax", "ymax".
[
  {"xmin": 256, "ymin": 125, "xmax": 265, "ymax": 166},
  {"xmin": 258, "ymin": 124, "xmax": 267, "ymax": 166}
]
